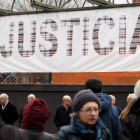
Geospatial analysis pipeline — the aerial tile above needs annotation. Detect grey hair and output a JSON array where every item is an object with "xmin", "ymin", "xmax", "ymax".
[
  {"xmin": 27, "ymin": 94, "xmax": 36, "ymax": 99},
  {"xmin": 1, "ymin": 93, "xmax": 9, "ymax": 99},
  {"xmin": 109, "ymin": 95, "xmax": 115, "ymax": 100},
  {"xmin": 128, "ymin": 93, "xmax": 137, "ymax": 100},
  {"xmin": 134, "ymin": 80, "xmax": 140, "ymax": 98}
]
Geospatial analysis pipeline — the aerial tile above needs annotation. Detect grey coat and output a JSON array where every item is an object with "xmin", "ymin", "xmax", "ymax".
[{"xmin": 19, "ymin": 129, "xmax": 54, "ymax": 140}]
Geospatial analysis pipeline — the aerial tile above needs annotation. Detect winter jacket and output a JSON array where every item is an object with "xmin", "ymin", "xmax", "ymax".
[
  {"xmin": 95, "ymin": 93, "xmax": 121, "ymax": 140},
  {"xmin": 53, "ymin": 104, "xmax": 72, "ymax": 130},
  {"xmin": 19, "ymin": 129, "xmax": 54, "ymax": 140},
  {"xmin": 121, "ymin": 97, "xmax": 140, "ymax": 140},
  {"xmin": 21, "ymin": 99, "xmax": 49, "ymax": 132},
  {"xmin": 0, "ymin": 117, "xmax": 28, "ymax": 140},
  {"xmin": 0, "ymin": 102, "xmax": 19, "ymax": 125},
  {"xmin": 55, "ymin": 116, "xmax": 111, "ymax": 140}
]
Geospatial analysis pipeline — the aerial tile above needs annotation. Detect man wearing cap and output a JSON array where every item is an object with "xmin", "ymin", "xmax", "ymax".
[
  {"xmin": 53, "ymin": 95, "xmax": 72, "ymax": 130},
  {"xmin": 85, "ymin": 78, "xmax": 121, "ymax": 140},
  {"xmin": 55, "ymin": 89, "xmax": 111, "ymax": 140}
]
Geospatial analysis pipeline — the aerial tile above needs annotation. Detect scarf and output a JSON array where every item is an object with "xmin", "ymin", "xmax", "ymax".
[{"xmin": 73, "ymin": 116, "xmax": 101, "ymax": 140}]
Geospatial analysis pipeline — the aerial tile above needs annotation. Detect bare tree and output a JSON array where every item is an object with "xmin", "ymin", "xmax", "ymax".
[{"xmin": 0, "ymin": 0, "xmax": 133, "ymax": 12}]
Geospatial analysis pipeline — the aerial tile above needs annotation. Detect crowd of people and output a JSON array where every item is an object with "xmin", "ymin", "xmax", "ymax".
[{"xmin": 0, "ymin": 77, "xmax": 140, "ymax": 140}]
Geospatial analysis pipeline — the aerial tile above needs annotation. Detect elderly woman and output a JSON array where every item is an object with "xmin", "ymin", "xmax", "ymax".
[
  {"xmin": 55, "ymin": 89, "xmax": 111, "ymax": 140},
  {"xmin": 126, "ymin": 93, "xmax": 136, "ymax": 104}
]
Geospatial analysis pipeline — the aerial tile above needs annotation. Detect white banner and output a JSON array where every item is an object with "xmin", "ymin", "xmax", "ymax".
[{"xmin": 0, "ymin": 6, "xmax": 140, "ymax": 72}]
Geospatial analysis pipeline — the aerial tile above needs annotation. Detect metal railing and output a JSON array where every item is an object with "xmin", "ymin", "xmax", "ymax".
[
  {"xmin": 1, "ymin": 73, "xmax": 20, "ymax": 84},
  {"xmin": 1, "ymin": 73, "xmax": 51, "ymax": 84}
]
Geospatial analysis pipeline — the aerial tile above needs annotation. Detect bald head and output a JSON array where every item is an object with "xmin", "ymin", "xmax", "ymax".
[{"xmin": 62, "ymin": 95, "xmax": 72, "ymax": 108}]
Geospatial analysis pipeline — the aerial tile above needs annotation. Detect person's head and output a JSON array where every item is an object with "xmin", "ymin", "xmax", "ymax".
[
  {"xmin": 62, "ymin": 95, "xmax": 72, "ymax": 108},
  {"xmin": 85, "ymin": 78, "xmax": 102, "ymax": 93},
  {"xmin": 72, "ymin": 89, "xmax": 100, "ymax": 129},
  {"xmin": 134, "ymin": 79, "xmax": 140, "ymax": 98},
  {"xmin": 0, "ymin": 93, "xmax": 9, "ymax": 105},
  {"xmin": 21, "ymin": 98, "xmax": 49, "ymax": 132},
  {"xmin": 127, "ymin": 93, "xmax": 136, "ymax": 104},
  {"xmin": 109, "ymin": 95, "xmax": 116, "ymax": 105},
  {"xmin": 27, "ymin": 94, "xmax": 35, "ymax": 103}
]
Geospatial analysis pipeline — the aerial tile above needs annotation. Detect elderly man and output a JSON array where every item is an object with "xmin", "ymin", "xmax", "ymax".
[
  {"xmin": 53, "ymin": 95, "xmax": 72, "ymax": 130},
  {"xmin": 18, "ymin": 94, "xmax": 36, "ymax": 127},
  {"xmin": 0, "ymin": 93, "xmax": 18, "ymax": 125},
  {"xmin": 109, "ymin": 95, "xmax": 122, "ymax": 115}
]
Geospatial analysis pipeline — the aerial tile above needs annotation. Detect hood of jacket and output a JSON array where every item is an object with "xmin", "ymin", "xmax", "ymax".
[
  {"xmin": 21, "ymin": 98, "xmax": 49, "ymax": 132},
  {"xmin": 95, "ymin": 93, "xmax": 112, "ymax": 113}
]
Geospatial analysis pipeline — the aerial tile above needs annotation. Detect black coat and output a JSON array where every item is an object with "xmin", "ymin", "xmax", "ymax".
[
  {"xmin": 0, "ymin": 102, "xmax": 19, "ymax": 125},
  {"xmin": 53, "ymin": 104, "xmax": 72, "ymax": 130},
  {"xmin": 18, "ymin": 104, "xmax": 26, "ymax": 127},
  {"xmin": 0, "ymin": 117, "xmax": 28, "ymax": 140},
  {"xmin": 121, "ymin": 97, "xmax": 140, "ymax": 140}
]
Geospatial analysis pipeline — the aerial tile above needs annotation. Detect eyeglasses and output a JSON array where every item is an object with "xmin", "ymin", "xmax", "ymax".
[
  {"xmin": 28, "ymin": 98, "xmax": 34, "ymax": 99},
  {"xmin": 80, "ymin": 108, "xmax": 100, "ymax": 114},
  {"xmin": 65, "ymin": 100, "xmax": 72, "ymax": 102}
]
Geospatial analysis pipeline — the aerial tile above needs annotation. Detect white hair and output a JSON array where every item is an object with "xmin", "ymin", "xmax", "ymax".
[
  {"xmin": 27, "ymin": 94, "xmax": 36, "ymax": 99},
  {"xmin": 1, "ymin": 93, "xmax": 9, "ymax": 99},
  {"xmin": 109, "ymin": 95, "xmax": 115, "ymax": 100},
  {"xmin": 134, "ymin": 79, "xmax": 140, "ymax": 98},
  {"xmin": 128, "ymin": 93, "xmax": 137, "ymax": 100}
]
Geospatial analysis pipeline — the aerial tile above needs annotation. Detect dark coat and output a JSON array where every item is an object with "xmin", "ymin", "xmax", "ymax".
[
  {"xmin": 121, "ymin": 97, "xmax": 140, "ymax": 140},
  {"xmin": 95, "ymin": 93, "xmax": 121, "ymax": 140},
  {"xmin": 0, "ymin": 102, "xmax": 19, "ymax": 125},
  {"xmin": 116, "ymin": 106, "xmax": 122, "ymax": 116},
  {"xmin": 55, "ymin": 117, "xmax": 111, "ymax": 140},
  {"xmin": 53, "ymin": 104, "xmax": 72, "ymax": 130},
  {"xmin": 18, "ymin": 104, "xmax": 26, "ymax": 127},
  {"xmin": 0, "ymin": 117, "xmax": 28, "ymax": 140}
]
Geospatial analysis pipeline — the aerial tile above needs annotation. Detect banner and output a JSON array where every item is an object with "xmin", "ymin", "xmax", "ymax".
[{"xmin": 0, "ymin": 6, "xmax": 140, "ymax": 72}]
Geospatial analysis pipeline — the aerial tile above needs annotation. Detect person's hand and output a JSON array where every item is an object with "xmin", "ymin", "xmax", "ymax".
[{"xmin": 69, "ymin": 113, "xmax": 73, "ymax": 118}]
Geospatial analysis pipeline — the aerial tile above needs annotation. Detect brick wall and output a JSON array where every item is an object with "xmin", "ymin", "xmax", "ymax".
[{"xmin": 52, "ymin": 72, "xmax": 140, "ymax": 84}]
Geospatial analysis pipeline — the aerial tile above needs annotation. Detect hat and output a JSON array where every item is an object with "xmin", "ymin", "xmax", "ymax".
[
  {"xmin": 21, "ymin": 98, "xmax": 49, "ymax": 132},
  {"xmin": 134, "ymin": 79, "xmax": 140, "ymax": 98},
  {"xmin": 72, "ymin": 89, "xmax": 100, "ymax": 112}
]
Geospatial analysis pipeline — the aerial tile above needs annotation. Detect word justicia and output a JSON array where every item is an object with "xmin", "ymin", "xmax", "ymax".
[{"xmin": 0, "ymin": 14, "xmax": 140, "ymax": 58}]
